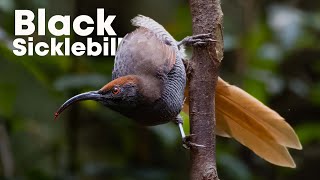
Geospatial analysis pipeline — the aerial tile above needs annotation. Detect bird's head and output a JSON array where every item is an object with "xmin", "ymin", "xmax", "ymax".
[{"xmin": 54, "ymin": 75, "xmax": 142, "ymax": 120}]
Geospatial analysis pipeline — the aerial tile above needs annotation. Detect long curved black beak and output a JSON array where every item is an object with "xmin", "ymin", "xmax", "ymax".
[{"xmin": 54, "ymin": 91, "xmax": 102, "ymax": 120}]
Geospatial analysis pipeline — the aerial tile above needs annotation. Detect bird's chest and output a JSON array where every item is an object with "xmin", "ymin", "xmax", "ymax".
[
  {"xmin": 117, "ymin": 99, "xmax": 176, "ymax": 126},
  {"xmin": 110, "ymin": 63, "xmax": 186, "ymax": 126}
]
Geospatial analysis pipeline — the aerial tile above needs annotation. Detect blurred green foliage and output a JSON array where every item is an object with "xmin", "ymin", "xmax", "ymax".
[{"xmin": 0, "ymin": 0, "xmax": 319, "ymax": 179}]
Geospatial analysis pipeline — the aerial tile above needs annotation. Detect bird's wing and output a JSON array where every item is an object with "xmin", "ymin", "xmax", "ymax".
[
  {"xmin": 112, "ymin": 27, "xmax": 176, "ymax": 80},
  {"xmin": 183, "ymin": 77, "xmax": 302, "ymax": 168}
]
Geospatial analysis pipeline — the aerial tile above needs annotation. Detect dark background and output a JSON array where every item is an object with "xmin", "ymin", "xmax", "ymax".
[{"xmin": 0, "ymin": 0, "xmax": 319, "ymax": 179}]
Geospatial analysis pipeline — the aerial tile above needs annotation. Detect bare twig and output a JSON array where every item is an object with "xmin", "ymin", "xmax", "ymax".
[{"xmin": 188, "ymin": 0, "xmax": 223, "ymax": 179}]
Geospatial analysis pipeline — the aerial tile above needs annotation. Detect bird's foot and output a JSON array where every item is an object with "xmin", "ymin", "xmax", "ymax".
[
  {"xmin": 175, "ymin": 116, "xmax": 205, "ymax": 149},
  {"xmin": 178, "ymin": 33, "xmax": 216, "ymax": 48},
  {"xmin": 182, "ymin": 134, "xmax": 206, "ymax": 149}
]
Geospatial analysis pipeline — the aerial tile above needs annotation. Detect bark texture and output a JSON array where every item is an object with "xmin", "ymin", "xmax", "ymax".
[{"xmin": 188, "ymin": 0, "xmax": 223, "ymax": 179}]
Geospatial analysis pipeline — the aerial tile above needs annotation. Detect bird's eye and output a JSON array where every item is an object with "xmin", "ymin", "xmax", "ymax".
[{"xmin": 112, "ymin": 87, "xmax": 120, "ymax": 95}]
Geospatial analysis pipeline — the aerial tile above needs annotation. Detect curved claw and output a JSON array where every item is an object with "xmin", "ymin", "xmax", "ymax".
[
  {"xmin": 182, "ymin": 134, "xmax": 206, "ymax": 149},
  {"xmin": 178, "ymin": 33, "xmax": 216, "ymax": 48}
]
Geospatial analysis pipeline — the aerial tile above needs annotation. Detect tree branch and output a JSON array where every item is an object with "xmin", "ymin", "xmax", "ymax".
[{"xmin": 188, "ymin": 0, "xmax": 223, "ymax": 179}]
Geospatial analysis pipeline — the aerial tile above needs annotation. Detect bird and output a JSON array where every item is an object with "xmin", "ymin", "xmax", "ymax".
[{"xmin": 55, "ymin": 15, "xmax": 302, "ymax": 168}]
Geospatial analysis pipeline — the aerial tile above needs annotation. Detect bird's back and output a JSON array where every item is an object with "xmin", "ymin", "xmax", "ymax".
[
  {"xmin": 112, "ymin": 15, "xmax": 185, "ymax": 80},
  {"xmin": 112, "ymin": 27, "xmax": 176, "ymax": 80}
]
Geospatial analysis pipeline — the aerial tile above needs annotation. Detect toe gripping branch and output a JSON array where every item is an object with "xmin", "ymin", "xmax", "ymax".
[
  {"xmin": 175, "ymin": 115, "xmax": 205, "ymax": 149},
  {"xmin": 178, "ymin": 33, "xmax": 215, "ymax": 76},
  {"xmin": 177, "ymin": 33, "xmax": 216, "ymax": 49}
]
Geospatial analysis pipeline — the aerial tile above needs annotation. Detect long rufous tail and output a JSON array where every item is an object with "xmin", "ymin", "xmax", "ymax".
[{"xmin": 183, "ymin": 77, "xmax": 302, "ymax": 168}]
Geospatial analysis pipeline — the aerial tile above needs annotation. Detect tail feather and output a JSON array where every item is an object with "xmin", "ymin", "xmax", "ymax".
[
  {"xmin": 216, "ymin": 106, "xmax": 296, "ymax": 167},
  {"xmin": 183, "ymin": 77, "xmax": 302, "ymax": 168},
  {"xmin": 216, "ymin": 78, "xmax": 302, "ymax": 150}
]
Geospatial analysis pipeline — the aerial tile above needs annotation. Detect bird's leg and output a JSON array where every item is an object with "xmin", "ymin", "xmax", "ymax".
[
  {"xmin": 175, "ymin": 115, "xmax": 206, "ymax": 149},
  {"xmin": 177, "ymin": 33, "xmax": 216, "ymax": 49}
]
